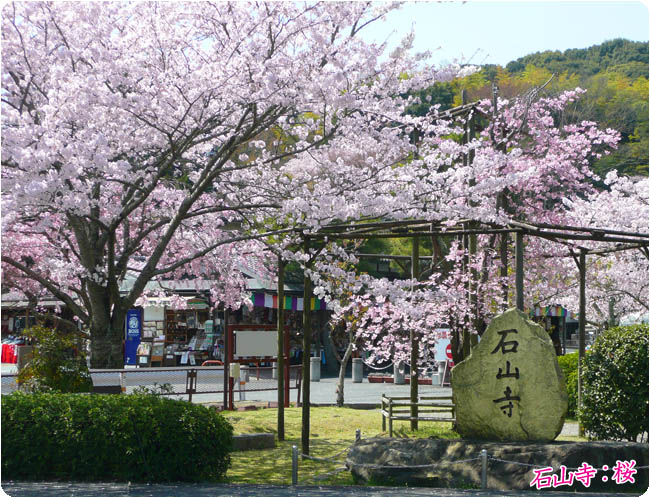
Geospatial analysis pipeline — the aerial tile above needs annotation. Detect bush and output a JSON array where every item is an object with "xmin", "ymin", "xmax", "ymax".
[
  {"xmin": 580, "ymin": 324, "xmax": 649, "ymax": 442},
  {"xmin": 17, "ymin": 325, "xmax": 92, "ymax": 393},
  {"xmin": 2, "ymin": 392, "xmax": 233, "ymax": 482},
  {"xmin": 557, "ymin": 352, "xmax": 579, "ymax": 417}
]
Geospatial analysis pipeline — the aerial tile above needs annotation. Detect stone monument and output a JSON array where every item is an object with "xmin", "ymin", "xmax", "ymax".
[{"xmin": 451, "ymin": 308, "xmax": 568, "ymax": 441}]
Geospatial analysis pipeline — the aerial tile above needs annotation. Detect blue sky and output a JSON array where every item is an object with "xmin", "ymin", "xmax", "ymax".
[{"xmin": 361, "ymin": 1, "xmax": 649, "ymax": 67}]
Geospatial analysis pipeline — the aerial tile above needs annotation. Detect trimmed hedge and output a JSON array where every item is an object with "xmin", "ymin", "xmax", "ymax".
[
  {"xmin": 556, "ymin": 352, "xmax": 579, "ymax": 417},
  {"xmin": 1, "ymin": 392, "xmax": 233, "ymax": 482},
  {"xmin": 581, "ymin": 324, "xmax": 649, "ymax": 442}
]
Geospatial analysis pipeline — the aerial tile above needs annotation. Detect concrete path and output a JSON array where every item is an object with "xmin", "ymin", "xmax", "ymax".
[{"xmin": 1, "ymin": 481, "xmax": 633, "ymax": 497}]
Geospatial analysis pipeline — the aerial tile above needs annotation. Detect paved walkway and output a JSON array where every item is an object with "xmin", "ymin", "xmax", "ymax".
[{"xmin": 1, "ymin": 481, "xmax": 634, "ymax": 497}]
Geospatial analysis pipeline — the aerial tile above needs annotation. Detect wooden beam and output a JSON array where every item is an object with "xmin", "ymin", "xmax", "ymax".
[
  {"xmin": 509, "ymin": 221, "xmax": 647, "ymax": 245},
  {"xmin": 527, "ymin": 222, "xmax": 648, "ymax": 239},
  {"xmin": 327, "ymin": 228, "xmax": 520, "ymax": 240},
  {"xmin": 353, "ymin": 253, "xmax": 431, "ymax": 261}
]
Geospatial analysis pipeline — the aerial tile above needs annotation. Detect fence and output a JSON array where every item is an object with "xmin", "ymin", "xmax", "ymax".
[
  {"xmin": 1, "ymin": 365, "xmax": 302, "ymax": 406},
  {"xmin": 381, "ymin": 394, "xmax": 455, "ymax": 437}
]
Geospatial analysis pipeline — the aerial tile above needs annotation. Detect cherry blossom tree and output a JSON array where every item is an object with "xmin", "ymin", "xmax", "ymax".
[
  {"xmin": 4, "ymin": 2, "xmax": 641, "ymax": 375},
  {"xmin": 2, "ymin": 2, "xmax": 474, "ymax": 367},
  {"xmin": 278, "ymin": 87, "xmax": 627, "ymax": 368},
  {"xmin": 526, "ymin": 172, "xmax": 649, "ymax": 326}
]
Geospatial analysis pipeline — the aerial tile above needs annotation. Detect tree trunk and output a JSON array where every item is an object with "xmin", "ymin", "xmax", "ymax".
[
  {"xmin": 336, "ymin": 341, "xmax": 354, "ymax": 407},
  {"xmin": 89, "ymin": 301, "xmax": 126, "ymax": 369}
]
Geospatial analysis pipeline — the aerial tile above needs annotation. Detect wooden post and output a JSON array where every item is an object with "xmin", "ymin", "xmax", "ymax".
[
  {"xmin": 410, "ymin": 237, "xmax": 419, "ymax": 431},
  {"xmin": 463, "ymin": 90, "xmax": 478, "ymax": 350},
  {"xmin": 223, "ymin": 307, "xmax": 229, "ymax": 410},
  {"xmin": 515, "ymin": 230, "xmax": 524, "ymax": 311},
  {"xmin": 494, "ymin": 85, "xmax": 509, "ymax": 310},
  {"xmin": 561, "ymin": 313, "xmax": 567, "ymax": 356},
  {"xmin": 277, "ymin": 255, "xmax": 285, "ymax": 441},
  {"xmin": 467, "ymin": 226, "xmax": 478, "ymax": 354},
  {"xmin": 578, "ymin": 248, "xmax": 586, "ymax": 437},
  {"xmin": 301, "ymin": 237, "xmax": 312, "ymax": 455},
  {"xmin": 500, "ymin": 234, "xmax": 509, "ymax": 309}
]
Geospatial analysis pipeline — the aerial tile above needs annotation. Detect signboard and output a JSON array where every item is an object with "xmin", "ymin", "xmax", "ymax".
[
  {"xmin": 234, "ymin": 330, "xmax": 277, "ymax": 358},
  {"xmin": 435, "ymin": 337, "xmax": 451, "ymax": 363},
  {"xmin": 124, "ymin": 309, "xmax": 142, "ymax": 365}
]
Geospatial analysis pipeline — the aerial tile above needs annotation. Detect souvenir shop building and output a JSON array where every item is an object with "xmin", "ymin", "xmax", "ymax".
[{"xmin": 122, "ymin": 275, "xmax": 330, "ymax": 368}]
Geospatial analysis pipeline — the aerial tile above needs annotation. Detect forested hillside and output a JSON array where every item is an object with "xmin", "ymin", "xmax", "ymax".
[{"xmin": 410, "ymin": 39, "xmax": 648, "ymax": 177}]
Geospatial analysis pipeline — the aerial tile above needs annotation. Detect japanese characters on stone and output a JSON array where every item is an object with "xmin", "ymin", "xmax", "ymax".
[{"xmin": 491, "ymin": 329, "xmax": 520, "ymax": 417}]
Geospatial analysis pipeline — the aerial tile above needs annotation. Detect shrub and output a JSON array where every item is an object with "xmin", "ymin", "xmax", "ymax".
[
  {"xmin": 557, "ymin": 352, "xmax": 579, "ymax": 417},
  {"xmin": 2, "ymin": 392, "xmax": 233, "ymax": 482},
  {"xmin": 17, "ymin": 325, "xmax": 92, "ymax": 393},
  {"xmin": 580, "ymin": 324, "xmax": 649, "ymax": 442}
]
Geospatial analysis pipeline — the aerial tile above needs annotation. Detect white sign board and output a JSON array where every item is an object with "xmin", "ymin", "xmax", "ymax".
[
  {"xmin": 434, "ymin": 329, "xmax": 481, "ymax": 361},
  {"xmin": 235, "ymin": 330, "xmax": 277, "ymax": 358},
  {"xmin": 434, "ymin": 329, "xmax": 451, "ymax": 362},
  {"xmin": 143, "ymin": 306, "xmax": 165, "ymax": 321},
  {"xmin": 435, "ymin": 338, "xmax": 451, "ymax": 362}
]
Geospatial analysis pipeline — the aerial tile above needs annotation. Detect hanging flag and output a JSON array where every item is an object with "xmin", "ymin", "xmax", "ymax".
[
  {"xmin": 254, "ymin": 293, "xmax": 265, "ymax": 307},
  {"xmin": 249, "ymin": 292, "xmax": 327, "ymax": 311}
]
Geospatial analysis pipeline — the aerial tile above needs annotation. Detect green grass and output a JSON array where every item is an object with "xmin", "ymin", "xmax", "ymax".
[
  {"xmin": 222, "ymin": 406, "xmax": 459, "ymax": 485},
  {"xmin": 222, "ymin": 406, "xmax": 587, "ymax": 486}
]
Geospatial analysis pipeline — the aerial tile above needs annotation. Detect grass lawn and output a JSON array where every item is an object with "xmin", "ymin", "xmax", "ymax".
[
  {"xmin": 222, "ymin": 406, "xmax": 458, "ymax": 485},
  {"xmin": 222, "ymin": 406, "xmax": 586, "ymax": 486}
]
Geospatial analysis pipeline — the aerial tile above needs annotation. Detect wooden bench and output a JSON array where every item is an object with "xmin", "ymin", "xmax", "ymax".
[{"xmin": 381, "ymin": 394, "xmax": 455, "ymax": 437}]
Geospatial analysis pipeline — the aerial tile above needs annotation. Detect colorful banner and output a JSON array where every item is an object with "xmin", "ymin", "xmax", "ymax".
[
  {"xmin": 124, "ymin": 308, "xmax": 142, "ymax": 366},
  {"xmin": 532, "ymin": 305, "xmax": 574, "ymax": 319},
  {"xmin": 250, "ymin": 292, "xmax": 327, "ymax": 311}
]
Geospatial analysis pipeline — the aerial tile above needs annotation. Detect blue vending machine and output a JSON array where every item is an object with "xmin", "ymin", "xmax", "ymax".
[{"xmin": 124, "ymin": 309, "xmax": 142, "ymax": 366}]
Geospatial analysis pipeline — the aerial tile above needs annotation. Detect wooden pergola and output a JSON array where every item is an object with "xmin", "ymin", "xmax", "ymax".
[
  {"xmin": 272, "ymin": 88, "xmax": 648, "ymax": 451},
  {"xmin": 279, "ymin": 217, "xmax": 648, "ymax": 452}
]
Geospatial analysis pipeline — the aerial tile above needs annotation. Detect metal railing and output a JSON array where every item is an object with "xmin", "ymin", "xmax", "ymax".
[{"xmin": 1, "ymin": 365, "xmax": 302, "ymax": 405}]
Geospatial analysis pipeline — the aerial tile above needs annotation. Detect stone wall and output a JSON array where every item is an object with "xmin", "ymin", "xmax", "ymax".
[{"xmin": 347, "ymin": 438, "xmax": 648, "ymax": 492}]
